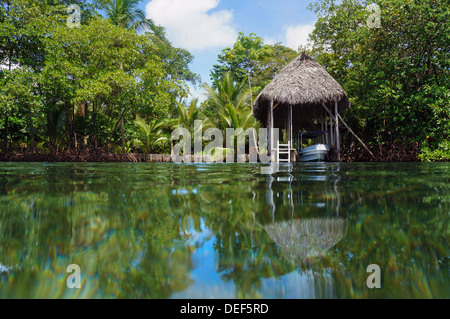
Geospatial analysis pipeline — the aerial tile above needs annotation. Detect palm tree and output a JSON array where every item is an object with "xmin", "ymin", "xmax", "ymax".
[
  {"xmin": 99, "ymin": 0, "xmax": 154, "ymax": 33},
  {"xmin": 217, "ymin": 104, "xmax": 256, "ymax": 133},
  {"xmin": 203, "ymin": 72, "xmax": 259, "ymax": 158},
  {"xmin": 203, "ymin": 72, "xmax": 256, "ymax": 131},
  {"xmin": 133, "ymin": 118, "xmax": 168, "ymax": 154},
  {"xmin": 174, "ymin": 98, "xmax": 215, "ymax": 131},
  {"xmin": 204, "ymin": 73, "xmax": 251, "ymax": 116},
  {"xmin": 169, "ymin": 98, "xmax": 217, "ymax": 156},
  {"xmin": 175, "ymin": 98, "xmax": 201, "ymax": 129},
  {"xmin": 100, "ymin": 0, "xmax": 161, "ymax": 153}
]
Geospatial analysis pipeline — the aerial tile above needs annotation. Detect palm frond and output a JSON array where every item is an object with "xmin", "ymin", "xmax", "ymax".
[{"xmin": 135, "ymin": 117, "xmax": 150, "ymax": 136}]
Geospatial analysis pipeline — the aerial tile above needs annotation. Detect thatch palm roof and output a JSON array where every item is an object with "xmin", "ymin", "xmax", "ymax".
[{"xmin": 253, "ymin": 53, "xmax": 349, "ymax": 123}]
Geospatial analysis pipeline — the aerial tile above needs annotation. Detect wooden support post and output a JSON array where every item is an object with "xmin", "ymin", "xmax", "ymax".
[
  {"xmin": 267, "ymin": 101, "xmax": 271, "ymax": 153},
  {"xmin": 321, "ymin": 112, "xmax": 324, "ymax": 144},
  {"xmin": 285, "ymin": 108, "xmax": 289, "ymax": 144},
  {"xmin": 322, "ymin": 102, "xmax": 376, "ymax": 160},
  {"xmin": 290, "ymin": 104, "xmax": 293, "ymax": 145},
  {"xmin": 270, "ymin": 100, "xmax": 274, "ymax": 159},
  {"xmin": 335, "ymin": 101, "xmax": 340, "ymax": 162},
  {"xmin": 330, "ymin": 111, "xmax": 333, "ymax": 148},
  {"xmin": 337, "ymin": 113, "xmax": 376, "ymax": 160},
  {"xmin": 288, "ymin": 105, "xmax": 291, "ymax": 146},
  {"xmin": 289, "ymin": 104, "xmax": 293, "ymax": 162}
]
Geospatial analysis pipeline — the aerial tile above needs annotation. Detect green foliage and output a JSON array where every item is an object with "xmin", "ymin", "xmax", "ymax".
[
  {"xmin": 39, "ymin": 17, "xmax": 180, "ymax": 149},
  {"xmin": 1, "ymin": 0, "xmax": 199, "ymax": 154},
  {"xmin": 98, "ymin": 0, "xmax": 200, "ymax": 87},
  {"xmin": 100, "ymin": 0, "xmax": 153, "ymax": 32},
  {"xmin": 174, "ymin": 98, "xmax": 213, "ymax": 131},
  {"xmin": 211, "ymin": 32, "xmax": 298, "ymax": 94},
  {"xmin": 419, "ymin": 140, "xmax": 450, "ymax": 162},
  {"xmin": 133, "ymin": 118, "xmax": 168, "ymax": 153},
  {"xmin": 175, "ymin": 99, "xmax": 201, "ymax": 129},
  {"xmin": 0, "ymin": 68, "xmax": 42, "ymax": 151},
  {"xmin": 0, "ymin": 0, "xmax": 98, "ymax": 71},
  {"xmin": 212, "ymin": 32, "xmax": 267, "ymax": 83},
  {"xmin": 158, "ymin": 44, "xmax": 201, "ymax": 87},
  {"xmin": 308, "ymin": 0, "xmax": 450, "ymax": 161},
  {"xmin": 203, "ymin": 72, "xmax": 256, "ymax": 131},
  {"xmin": 3, "ymin": 0, "xmax": 448, "ymax": 161},
  {"xmin": 251, "ymin": 43, "xmax": 300, "ymax": 93}
]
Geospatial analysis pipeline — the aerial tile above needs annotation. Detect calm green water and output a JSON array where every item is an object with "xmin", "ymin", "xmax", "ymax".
[{"xmin": 0, "ymin": 162, "xmax": 448, "ymax": 299}]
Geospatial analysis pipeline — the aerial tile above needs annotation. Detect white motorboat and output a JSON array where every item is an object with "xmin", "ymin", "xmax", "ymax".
[
  {"xmin": 298, "ymin": 144, "xmax": 330, "ymax": 162},
  {"xmin": 297, "ymin": 131, "xmax": 330, "ymax": 162}
]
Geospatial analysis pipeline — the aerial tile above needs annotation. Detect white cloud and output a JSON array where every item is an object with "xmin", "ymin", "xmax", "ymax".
[
  {"xmin": 146, "ymin": 0, "xmax": 237, "ymax": 51},
  {"xmin": 188, "ymin": 85, "xmax": 207, "ymax": 103},
  {"xmin": 263, "ymin": 23, "xmax": 315, "ymax": 51},
  {"xmin": 263, "ymin": 36, "xmax": 277, "ymax": 46},
  {"xmin": 284, "ymin": 24, "xmax": 315, "ymax": 50}
]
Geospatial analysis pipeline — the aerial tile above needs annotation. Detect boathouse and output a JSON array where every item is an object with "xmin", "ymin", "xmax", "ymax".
[{"xmin": 252, "ymin": 53, "xmax": 350, "ymax": 162}]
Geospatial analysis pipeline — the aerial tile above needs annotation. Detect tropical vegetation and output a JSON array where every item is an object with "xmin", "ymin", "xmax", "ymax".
[{"xmin": 0, "ymin": 0, "xmax": 448, "ymax": 161}]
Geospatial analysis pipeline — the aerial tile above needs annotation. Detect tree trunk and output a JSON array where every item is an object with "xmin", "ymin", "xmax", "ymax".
[
  {"xmin": 4, "ymin": 40, "xmax": 11, "ymax": 153},
  {"xmin": 29, "ymin": 110, "xmax": 36, "ymax": 152},
  {"xmin": 81, "ymin": 102, "xmax": 87, "ymax": 117},
  {"xmin": 47, "ymin": 111, "xmax": 54, "ymax": 152},
  {"xmin": 2, "ymin": 114, "xmax": 8, "ymax": 153},
  {"xmin": 335, "ymin": 101, "xmax": 340, "ymax": 162},
  {"xmin": 120, "ymin": 114, "xmax": 125, "ymax": 153},
  {"xmin": 93, "ymin": 100, "xmax": 97, "ymax": 149},
  {"xmin": 84, "ymin": 102, "xmax": 88, "ymax": 146},
  {"xmin": 65, "ymin": 102, "xmax": 74, "ymax": 150}
]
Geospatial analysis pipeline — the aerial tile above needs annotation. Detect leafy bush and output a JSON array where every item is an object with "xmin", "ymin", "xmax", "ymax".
[{"xmin": 419, "ymin": 140, "xmax": 450, "ymax": 162}]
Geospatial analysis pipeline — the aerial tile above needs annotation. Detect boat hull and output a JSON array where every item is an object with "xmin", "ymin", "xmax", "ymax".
[{"xmin": 298, "ymin": 144, "xmax": 330, "ymax": 162}]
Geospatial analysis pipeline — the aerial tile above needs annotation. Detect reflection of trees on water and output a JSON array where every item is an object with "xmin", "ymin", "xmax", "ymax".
[
  {"xmin": 207, "ymin": 163, "xmax": 449, "ymax": 298},
  {"xmin": 0, "ymin": 163, "xmax": 197, "ymax": 298},
  {"xmin": 0, "ymin": 163, "xmax": 448, "ymax": 298},
  {"xmin": 206, "ymin": 163, "xmax": 347, "ymax": 298}
]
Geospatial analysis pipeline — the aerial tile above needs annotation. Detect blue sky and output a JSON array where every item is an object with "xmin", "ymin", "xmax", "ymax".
[{"xmin": 140, "ymin": 0, "xmax": 318, "ymax": 100}]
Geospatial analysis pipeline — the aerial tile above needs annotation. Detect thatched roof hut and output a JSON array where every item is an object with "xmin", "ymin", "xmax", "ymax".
[{"xmin": 253, "ymin": 53, "xmax": 350, "ymax": 161}]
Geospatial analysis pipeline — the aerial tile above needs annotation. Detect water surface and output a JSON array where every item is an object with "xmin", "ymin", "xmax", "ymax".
[{"xmin": 0, "ymin": 162, "xmax": 448, "ymax": 298}]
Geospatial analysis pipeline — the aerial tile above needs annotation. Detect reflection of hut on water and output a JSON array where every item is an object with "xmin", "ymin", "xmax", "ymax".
[
  {"xmin": 264, "ymin": 218, "xmax": 347, "ymax": 266},
  {"xmin": 253, "ymin": 53, "xmax": 350, "ymax": 162},
  {"xmin": 262, "ymin": 162, "xmax": 346, "ymax": 266},
  {"xmin": 265, "ymin": 163, "xmax": 342, "ymax": 220}
]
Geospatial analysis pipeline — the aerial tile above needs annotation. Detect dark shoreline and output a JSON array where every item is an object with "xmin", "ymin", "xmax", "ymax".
[
  {"xmin": 0, "ymin": 152, "xmax": 426, "ymax": 163},
  {"xmin": 0, "ymin": 152, "xmax": 172, "ymax": 163}
]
